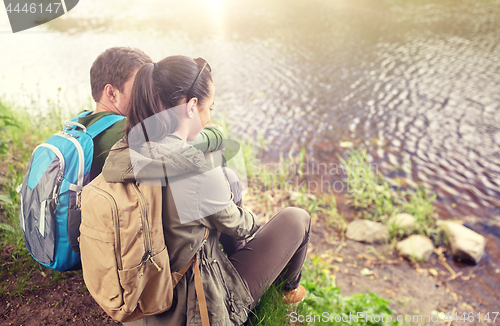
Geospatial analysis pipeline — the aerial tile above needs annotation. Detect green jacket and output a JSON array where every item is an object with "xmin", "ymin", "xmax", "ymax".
[
  {"xmin": 78, "ymin": 111, "xmax": 226, "ymax": 180},
  {"xmin": 102, "ymin": 136, "xmax": 260, "ymax": 326}
]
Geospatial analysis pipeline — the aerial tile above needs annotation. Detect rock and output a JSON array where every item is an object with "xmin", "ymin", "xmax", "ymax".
[
  {"xmin": 396, "ymin": 235, "xmax": 435, "ymax": 261},
  {"xmin": 345, "ymin": 219, "xmax": 389, "ymax": 244},
  {"xmin": 289, "ymin": 191, "xmax": 316, "ymax": 202},
  {"xmin": 289, "ymin": 191, "xmax": 300, "ymax": 202},
  {"xmin": 388, "ymin": 213, "xmax": 417, "ymax": 235},
  {"xmin": 438, "ymin": 221, "xmax": 485, "ymax": 264}
]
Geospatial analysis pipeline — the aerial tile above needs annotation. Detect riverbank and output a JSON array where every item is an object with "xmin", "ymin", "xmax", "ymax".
[
  {"xmin": 0, "ymin": 100, "xmax": 497, "ymax": 325},
  {"xmin": 239, "ymin": 149, "xmax": 497, "ymax": 325}
]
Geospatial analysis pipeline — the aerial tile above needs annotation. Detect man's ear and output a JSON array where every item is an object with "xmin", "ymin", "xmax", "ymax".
[{"xmin": 103, "ymin": 84, "xmax": 118, "ymax": 104}]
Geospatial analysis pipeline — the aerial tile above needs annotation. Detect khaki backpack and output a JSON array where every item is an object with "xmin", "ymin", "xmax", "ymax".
[{"xmin": 79, "ymin": 174, "xmax": 210, "ymax": 324}]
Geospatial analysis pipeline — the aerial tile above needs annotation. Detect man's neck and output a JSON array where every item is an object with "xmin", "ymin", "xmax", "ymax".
[{"xmin": 94, "ymin": 101, "xmax": 119, "ymax": 114}]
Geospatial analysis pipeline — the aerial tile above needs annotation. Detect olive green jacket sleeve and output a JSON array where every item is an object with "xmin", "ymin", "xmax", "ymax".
[
  {"xmin": 206, "ymin": 204, "xmax": 260, "ymax": 240},
  {"xmin": 189, "ymin": 126, "xmax": 226, "ymax": 153}
]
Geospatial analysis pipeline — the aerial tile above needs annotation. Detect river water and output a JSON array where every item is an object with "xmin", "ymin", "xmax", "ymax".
[{"xmin": 1, "ymin": 0, "xmax": 500, "ymax": 306}]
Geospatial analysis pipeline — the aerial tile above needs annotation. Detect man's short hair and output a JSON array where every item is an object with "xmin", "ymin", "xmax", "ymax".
[{"xmin": 90, "ymin": 47, "xmax": 152, "ymax": 102}]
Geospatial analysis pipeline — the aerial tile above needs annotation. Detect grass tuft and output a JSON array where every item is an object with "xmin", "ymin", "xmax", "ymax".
[{"xmin": 339, "ymin": 149, "xmax": 438, "ymax": 239}]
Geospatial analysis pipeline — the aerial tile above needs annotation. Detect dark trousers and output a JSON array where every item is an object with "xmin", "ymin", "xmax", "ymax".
[{"xmin": 221, "ymin": 168, "xmax": 311, "ymax": 309}]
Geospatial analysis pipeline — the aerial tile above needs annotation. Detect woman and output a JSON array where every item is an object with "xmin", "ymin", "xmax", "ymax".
[{"xmin": 102, "ymin": 55, "xmax": 311, "ymax": 326}]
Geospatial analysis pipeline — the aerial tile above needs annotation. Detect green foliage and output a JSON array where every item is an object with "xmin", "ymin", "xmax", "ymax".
[
  {"xmin": 0, "ymin": 102, "xmax": 18, "ymax": 156},
  {"xmin": 245, "ymin": 282, "xmax": 308, "ymax": 326},
  {"xmin": 400, "ymin": 186, "xmax": 437, "ymax": 236},
  {"xmin": 339, "ymin": 149, "xmax": 437, "ymax": 238},
  {"xmin": 0, "ymin": 223, "xmax": 15, "ymax": 233},
  {"xmin": 240, "ymin": 140, "xmax": 257, "ymax": 179},
  {"xmin": 0, "ymin": 164, "xmax": 24, "ymax": 245},
  {"xmin": 338, "ymin": 150, "xmax": 396, "ymax": 222},
  {"xmin": 297, "ymin": 147, "xmax": 306, "ymax": 177},
  {"xmin": 322, "ymin": 195, "xmax": 346, "ymax": 231},
  {"xmin": 299, "ymin": 255, "xmax": 396, "ymax": 326},
  {"xmin": 0, "ymin": 194, "xmax": 12, "ymax": 204},
  {"xmin": 52, "ymin": 271, "xmax": 62, "ymax": 283},
  {"xmin": 0, "ymin": 97, "xmax": 68, "ymax": 166},
  {"xmin": 246, "ymin": 255, "xmax": 395, "ymax": 326}
]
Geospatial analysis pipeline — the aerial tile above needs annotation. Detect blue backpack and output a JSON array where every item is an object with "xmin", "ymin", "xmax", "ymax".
[{"xmin": 17, "ymin": 111, "xmax": 125, "ymax": 271}]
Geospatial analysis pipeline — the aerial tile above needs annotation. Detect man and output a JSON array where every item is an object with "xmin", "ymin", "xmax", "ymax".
[{"xmin": 79, "ymin": 47, "xmax": 225, "ymax": 180}]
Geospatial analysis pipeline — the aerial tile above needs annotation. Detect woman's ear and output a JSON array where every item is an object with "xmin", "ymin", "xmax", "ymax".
[{"xmin": 188, "ymin": 98, "xmax": 198, "ymax": 118}]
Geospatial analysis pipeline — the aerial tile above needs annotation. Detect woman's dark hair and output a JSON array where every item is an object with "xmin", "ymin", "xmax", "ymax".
[{"xmin": 125, "ymin": 55, "xmax": 213, "ymax": 147}]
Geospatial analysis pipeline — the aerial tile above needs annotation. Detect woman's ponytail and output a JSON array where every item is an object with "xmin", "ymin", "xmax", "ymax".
[
  {"xmin": 124, "ymin": 56, "xmax": 213, "ymax": 148},
  {"xmin": 126, "ymin": 62, "xmax": 171, "ymax": 147}
]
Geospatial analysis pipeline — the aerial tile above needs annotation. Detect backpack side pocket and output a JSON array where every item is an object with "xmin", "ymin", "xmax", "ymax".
[
  {"xmin": 80, "ymin": 183, "xmax": 123, "ymax": 306},
  {"xmin": 20, "ymin": 145, "xmax": 64, "ymax": 265},
  {"xmin": 80, "ymin": 223, "xmax": 123, "ymax": 310}
]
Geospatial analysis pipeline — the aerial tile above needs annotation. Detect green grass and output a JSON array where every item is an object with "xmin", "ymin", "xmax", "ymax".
[
  {"xmin": 247, "ymin": 255, "xmax": 398, "ymax": 326},
  {"xmin": 338, "ymin": 150, "xmax": 396, "ymax": 223},
  {"xmin": 301, "ymin": 255, "xmax": 397, "ymax": 326},
  {"xmin": 245, "ymin": 281, "xmax": 308, "ymax": 326},
  {"xmin": 338, "ymin": 149, "xmax": 438, "ymax": 239}
]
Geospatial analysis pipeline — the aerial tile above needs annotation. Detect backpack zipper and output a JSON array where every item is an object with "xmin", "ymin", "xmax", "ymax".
[
  {"xmin": 86, "ymin": 185, "xmax": 123, "ymax": 270},
  {"xmin": 131, "ymin": 183, "xmax": 161, "ymax": 272},
  {"xmin": 55, "ymin": 132, "xmax": 84, "ymax": 189},
  {"xmin": 35, "ymin": 143, "xmax": 65, "ymax": 205}
]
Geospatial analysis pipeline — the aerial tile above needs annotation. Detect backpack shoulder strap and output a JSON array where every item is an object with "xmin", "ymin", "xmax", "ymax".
[
  {"xmin": 172, "ymin": 228, "xmax": 210, "ymax": 286},
  {"xmin": 86, "ymin": 115, "xmax": 126, "ymax": 139},
  {"xmin": 71, "ymin": 111, "xmax": 92, "ymax": 122},
  {"xmin": 194, "ymin": 253, "xmax": 210, "ymax": 326}
]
